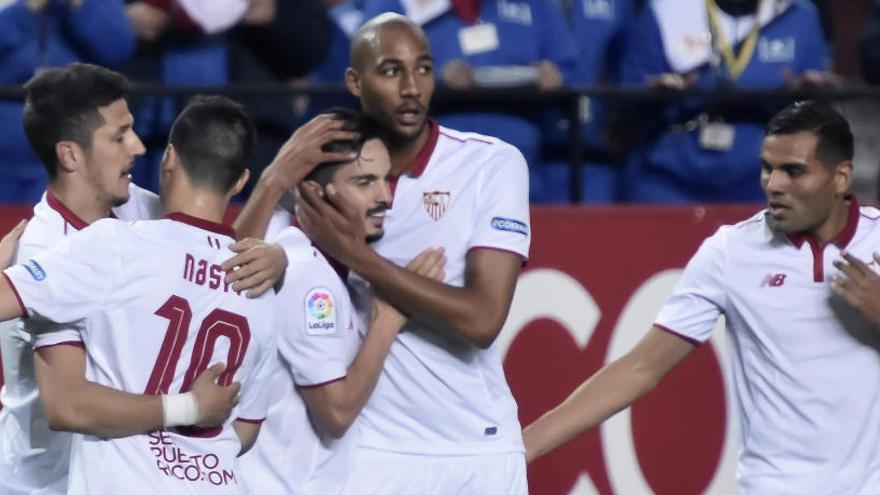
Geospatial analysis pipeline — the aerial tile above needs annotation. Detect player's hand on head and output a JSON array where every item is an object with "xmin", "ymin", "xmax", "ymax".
[
  {"xmin": 831, "ymin": 251, "xmax": 880, "ymax": 326},
  {"xmin": 191, "ymin": 362, "xmax": 240, "ymax": 428},
  {"xmin": 0, "ymin": 219, "xmax": 26, "ymax": 268},
  {"xmin": 264, "ymin": 114, "xmax": 360, "ymax": 189},
  {"xmin": 222, "ymin": 239, "xmax": 288, "ymax": 298},
  {"xmin": 295, "ymin": 181, "xmax": 367, "ymax": 265},
  {"xmin": 406, "ymin": 247, "xmax": 446, "ymax": 282}
]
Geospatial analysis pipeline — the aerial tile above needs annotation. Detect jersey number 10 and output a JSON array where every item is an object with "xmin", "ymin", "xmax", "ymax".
[{"xmin": 144, "ymin": 295, "xmax": 251, "ymax": 437}]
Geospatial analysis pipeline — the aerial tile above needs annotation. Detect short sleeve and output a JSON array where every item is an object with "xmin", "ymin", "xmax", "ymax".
[
  {"xmin": 654, "ymin": 227, "xmax": 729, "ymax": 344},
  {"xmin": 467, "ymin": 144, "xmax": 531, "ymax": 260},
  {"xmin": 30, "ymin": 320, "xmax": 83, "ymax": 349},
  {"xmin": 276, "ymin": 255, "xmax": 359, "ymax": 387},
  {"xmin": 3, "ymin": 219, "xmax": 124, "ymax": 323}
]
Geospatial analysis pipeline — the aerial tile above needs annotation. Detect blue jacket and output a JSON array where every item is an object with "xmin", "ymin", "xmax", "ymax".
[
  {"xmin": 361, "ymin": 0, "xmax": 577, "ymax": 168},
  {"xmin": 622, "ymin": 0, "xmax": 828, "ymax": 202},
  {"xmin": 0, "ymin": 0, "xmax": 134, "ymax": 202}
]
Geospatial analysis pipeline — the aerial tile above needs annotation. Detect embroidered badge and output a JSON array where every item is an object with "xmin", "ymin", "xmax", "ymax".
[{"xmin": 423, "ymin": 191, "xmax": 451, "ymax": 221}]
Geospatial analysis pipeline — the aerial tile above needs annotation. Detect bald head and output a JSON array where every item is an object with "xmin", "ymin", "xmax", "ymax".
[{"xmin": 350, "ymin": 13, "xmax": 429, "ymax": 71}]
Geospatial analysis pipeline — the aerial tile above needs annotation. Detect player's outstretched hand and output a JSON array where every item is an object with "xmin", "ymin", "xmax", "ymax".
[
  {"xmin": 191, "ymin": 362, "xmax": 241, "ymax": 428},
  {"xmin": 296, "ymin": 181, "xmax": 367, "ymax": 265},
  {"xmin": 832, "ymin": 251, "xmax": 880, "ymax": 325},
  {"xmin": 407, "ymin": 247, "xmax": 446, "ymax": 282},
  {"xmin": 263, "ymin": 114, "xmax": 359, "ymax": 189},
  {"xmin": 222, "ymin": 239, "xmax": 288, "ymax": 298},
  {"xmin": 0, "ymin": 219, "xmax": 26, "ymax": 268}
]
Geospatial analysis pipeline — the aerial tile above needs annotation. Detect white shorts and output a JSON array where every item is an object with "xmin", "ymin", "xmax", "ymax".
[{"xmin": 341, "ymin": 447, "xmax": 528, "ymax": 495}]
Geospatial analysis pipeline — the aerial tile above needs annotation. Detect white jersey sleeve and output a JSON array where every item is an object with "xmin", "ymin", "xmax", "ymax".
[
  {"xmin": 273, "ymin": 228, "xmax": 358, "ymax": 387},
  {"xmin": 654, "ymin": 227, "xmax": 729, "ymax": 343},
  {"xmin": 467, "ymin": 143, "xmax": 531, "ymax": 259},
  {"xmin": 4, "ymin": 219, "xmax": 124, "ymax": 324}
]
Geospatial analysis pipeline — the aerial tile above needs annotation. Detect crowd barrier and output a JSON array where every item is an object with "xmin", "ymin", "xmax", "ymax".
[
  {"xmin": 0, "ymin": 203, "xmax": 762, "ymax": 494},
  {"xmin": 3, "ymin": 82, "xmax": 879, "ymax": 203}
]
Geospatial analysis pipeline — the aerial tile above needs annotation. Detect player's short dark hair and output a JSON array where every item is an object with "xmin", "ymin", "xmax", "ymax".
[
  {"xmin": 766, "ymin": 100, "xmax": 854, "ymax": 168},
  {"xmin": 169, "ymin": 95, "xmax": 256, "ymax": 194},
  {"xmin": 22, "ymin": 63, "xmax": 130, "ymax": 179},
  {"xmin": 305, "ymin": 108, "xmax": 384, "ymax": 187}
]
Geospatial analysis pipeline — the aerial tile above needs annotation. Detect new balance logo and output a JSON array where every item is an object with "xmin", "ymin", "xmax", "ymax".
[{"xmin": 761, "ymin": 273, "xmax": 787, "ymax": 287}]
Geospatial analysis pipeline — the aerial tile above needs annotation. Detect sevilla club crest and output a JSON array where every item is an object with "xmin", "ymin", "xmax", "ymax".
[{"xmin": 423, "ymin": 191, "xmax": 451, "ymax": 221}]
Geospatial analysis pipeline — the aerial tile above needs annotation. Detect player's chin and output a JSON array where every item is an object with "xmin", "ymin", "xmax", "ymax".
[{"xmin": 365, "ymin": 229, "xmax": 385, "ymax": 244}]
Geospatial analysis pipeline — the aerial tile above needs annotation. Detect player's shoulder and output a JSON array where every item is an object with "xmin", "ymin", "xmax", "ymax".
[
  {"xmin": 703, "ymin": 210, "xmax": 768, "ymax": 249},
  {"xmin": 111, "ymin": 183, "xmax": 162, "ymax": 221},
  {"xmin": 271, "ymin": 226, "xmax": 320, "ymax": 263},
  {"xmin": 856, "ymin": 204, "xmax": 880, "ymax": 233},
  {"xmin": 437, "ymin": 125, "xmax": 528, "ymax": 170}
]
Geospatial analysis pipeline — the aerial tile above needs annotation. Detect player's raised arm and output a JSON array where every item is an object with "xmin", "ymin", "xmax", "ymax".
[
  {"xmin": 34, "ymin": 344, "xmax": 241, "ymax": 438},
  {"xmin": 522, "ymin": 326, "xmax": 695, "ymax": 463}
]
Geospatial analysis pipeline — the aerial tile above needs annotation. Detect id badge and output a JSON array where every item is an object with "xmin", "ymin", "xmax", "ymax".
[
  {"xmin": 459, "ymin": 23, "xmax": 499, "ymax": 56},
  {"xmin": 699, "ymin": 122, "xmax": 735, "ymax": 151}
]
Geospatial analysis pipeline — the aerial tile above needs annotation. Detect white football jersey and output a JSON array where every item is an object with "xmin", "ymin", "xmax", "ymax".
[
  {"xmin": 0, "ymin": 185, "xmax": 161, "ymax": 494},
  {"xmin": 656, "ymin": 200, "xmax": 880, "ymax": 494},
  {"xmin": 4, "ymin": 213, "xmax": 278, "ymax": 495},
  {"xmin": 240, "ymin": 227, "xmax": 362, "ymax": 494},
  {"xmin": 353, "ymin": 122, "xmax": 532, "ymax": 456}
]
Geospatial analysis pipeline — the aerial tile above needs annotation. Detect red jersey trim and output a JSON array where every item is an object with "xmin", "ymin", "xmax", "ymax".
[
  {"xmin": 3, "ymin": 272, "xmax": 28, "ymax": 318},
  {"xmin": 439, "ymin": 131, "xmax": 493, "ymax": 146},
  {"xmin": 165, "ymin": 212, "xmax": 236, "ymax": 238},
  {"xmin": 654, "ymin": 323, "xmax": 703, "ymax": 347},
  {"xmin": 235, "ymin": 417, "xmax": 266, "ymax": 425},
  {"xmin": 34, "ymin": 341, "xmax": 85, "ymax": 351},
  {"xmin": 787, "ymin": 194, "xmax": 859, "ymax": 249},
  {"xmin": 398, "ymin": 119, "xmax": 439, "ymax": 179},
  {"xmin": 296, "ymin": 375, "xmax": 346, "ymax": 389},
  {"xmin": 46, "ymin": 188, "xmax": 89, "ymax": 231}
]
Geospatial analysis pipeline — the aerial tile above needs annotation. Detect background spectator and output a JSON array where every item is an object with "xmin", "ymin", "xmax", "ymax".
[{"xmin": 0, "ymin": 0, "xmax": 135, "ymax": 203}]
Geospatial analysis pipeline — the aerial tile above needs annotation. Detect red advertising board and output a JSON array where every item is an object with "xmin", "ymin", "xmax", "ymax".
[{"xmin": 0, "ymin": 203, "xmax": 761, "ymax": 494}]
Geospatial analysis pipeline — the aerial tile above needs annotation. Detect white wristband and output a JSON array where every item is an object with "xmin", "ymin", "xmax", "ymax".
[{"xmin": 161, "ymin": 392, "xmax": 200, "ymax": 427}]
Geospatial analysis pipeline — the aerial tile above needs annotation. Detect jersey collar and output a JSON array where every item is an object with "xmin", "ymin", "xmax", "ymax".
[
  {"xmin": 394, "ymin": 118, "xmax": 440, "ymax": 179},
  {"xmin": 165, "ymin": 212, "xmax": 236, "ymax": 238},
  {"xmin": 786, "ymin": 194, "xmax": 859, "ymax": 249},
  {"xmin": 46, "ymin": 187, "xmax": 90, "ymax": 231}
]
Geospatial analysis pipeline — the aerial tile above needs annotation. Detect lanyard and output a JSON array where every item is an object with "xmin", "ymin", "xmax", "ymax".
[{"xmin": 705, "ymin": 0, "xmax": 764, "ymax": 80}]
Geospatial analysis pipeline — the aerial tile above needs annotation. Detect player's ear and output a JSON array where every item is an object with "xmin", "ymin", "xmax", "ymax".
[
  {"xmin": 55, "ymin": 140, "xmax": 83, "ymax": 174},
  {"xmin": 833, "ymin": 160, "xmax": 853, "ymax": 196},
  {"xmin": 229, "ymin": 169, "xmax": 251, "ymax": 198},
  {"xmin": 345, "ymin": 67, "xmax": 362, "ymax": 97},
  {"xmin": 161, "ymin": 144, "xmax": 177, "ymax": 171}
]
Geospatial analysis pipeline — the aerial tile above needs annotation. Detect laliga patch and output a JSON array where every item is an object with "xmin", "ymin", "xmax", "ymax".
[
  {"xmin": 23, "ymin": 259, "xmax": 46, "ymax": 281},
  {"xmin": 490, "ymin": 217, "xmax": 529, "ymax": 236},
  {"xmin": 305, "ymin": 287, "xmax": 337, "ymax": 336}
]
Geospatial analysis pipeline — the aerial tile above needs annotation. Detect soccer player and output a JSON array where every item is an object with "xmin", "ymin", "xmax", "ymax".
[
  {"xmin": 522, "ymin": 101, "xmax": 880, "ymax": 493},
  {"xmin": 239, "ymin": 108, "xmax": 446, "ymax": 494},
  {"xmin": 275, "ymin": 14, "xmax": 531, "ymax": 493},
  {"xmin": 0, "ymin": 95, "xmax": 278, "ymax": 494},
  {"xmin": 0, "ymin": 63, "xmax": 284, "ymax": 495}
]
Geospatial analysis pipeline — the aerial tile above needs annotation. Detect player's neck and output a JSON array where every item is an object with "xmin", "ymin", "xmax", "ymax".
[
  {"xmin": 811, "ymin": 197, "xmax": 852, "ymax": 245},
  {"xmin": 162, "ymin": 187, "xmax": 228, "ymax": 226},
  {"xmin": 49, "ymin": 181, "xmax": 112, "ymax": 225},
  {"xmin": 389, "ymin": 125, "xmax": 431, "ymax": 176}
]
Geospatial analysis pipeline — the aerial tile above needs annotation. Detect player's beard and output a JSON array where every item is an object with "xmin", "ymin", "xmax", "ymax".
[{"xmin": 365, "ymin": 203, "xmax": 389, "ymax": 244}]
